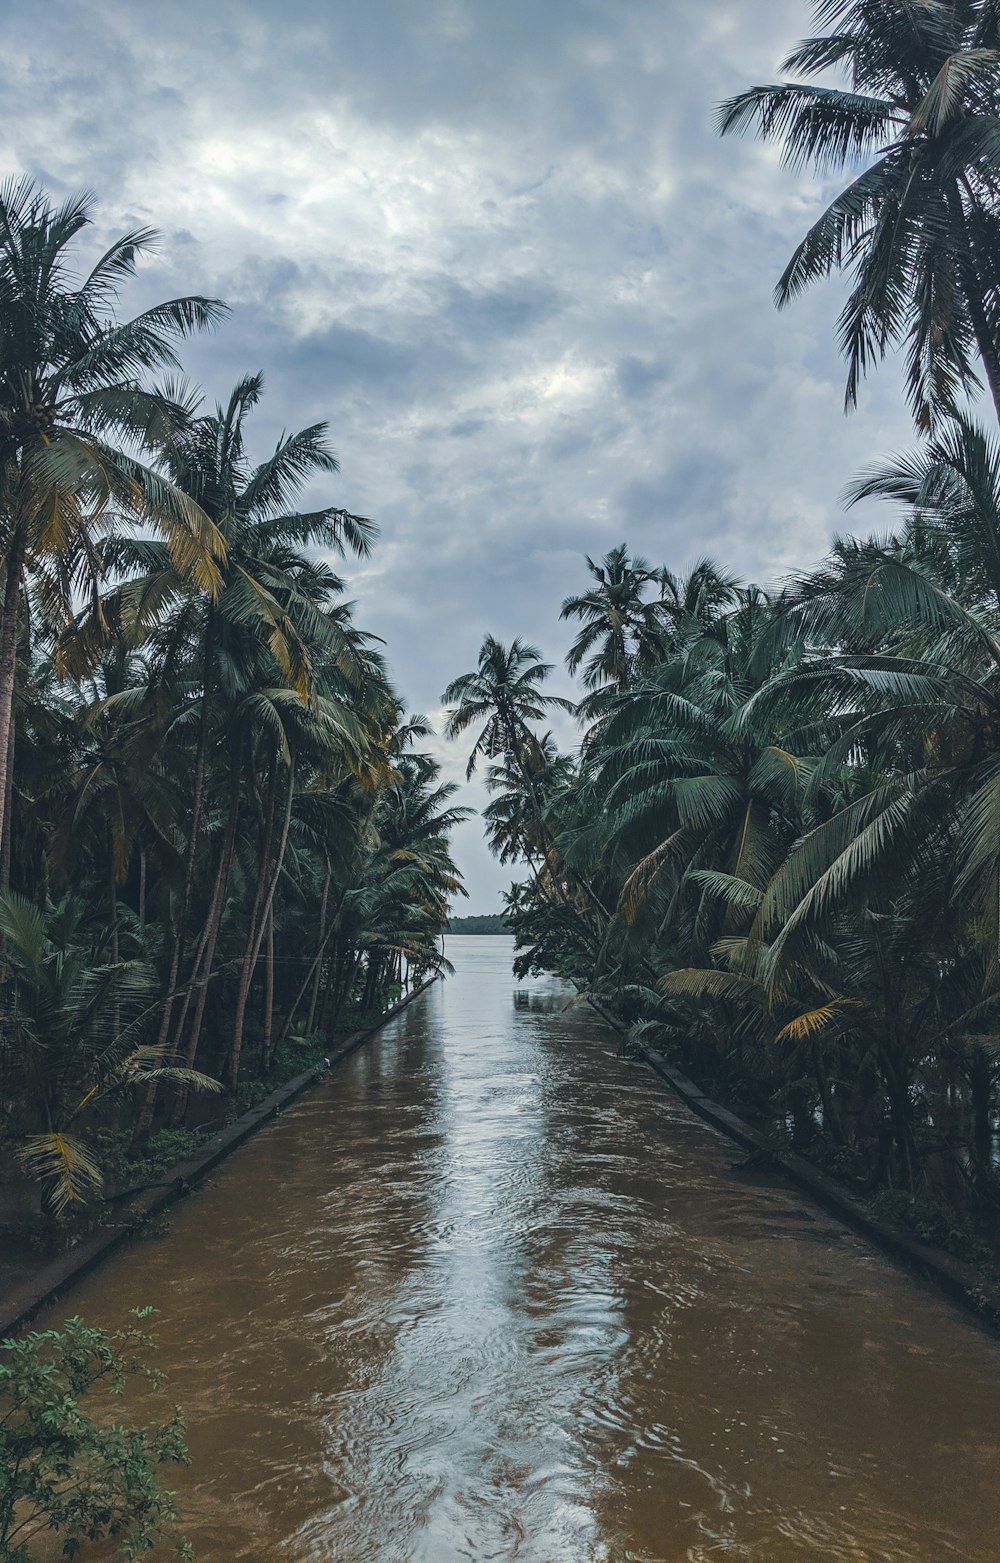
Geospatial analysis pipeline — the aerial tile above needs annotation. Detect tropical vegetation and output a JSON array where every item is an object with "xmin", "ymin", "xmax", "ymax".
[
  {"xmin": 0, "ymin": 179, "xmax": 463, "ymax": 1229},
  {"xmin": 0, "ymin": 1311, "xmax": 190, "ymax": 1560},
  {"xmin": 444, "ymin": 2, "xmax": 1000, "ymax": 1246}
]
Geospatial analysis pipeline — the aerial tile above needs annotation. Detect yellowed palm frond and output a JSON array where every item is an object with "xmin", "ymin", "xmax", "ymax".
[
  {"xmin": 158, "ymin": 491, "xmax": 227, "ymax": 597},
  {"xmin": 619, "ymin": 830, "xmax": 686, "ymax": 923},
  {"xmin": 775, "ymin": 1000, "xmax": 854, "ymax": 1046},
  {"xmin": 17, "ymin": 1132, "xmax": 103, "ymax": 1215},
  {"xmin": 659, "ymin": 966, "xmax": 763, "ymax": 1001},
  {"xmin": 54, "ymin": 603, "xmax": 111, "ymax": 679},
  {"xmin": 234, "ymin": 566, "xmax": 315, "ymax": 701}
]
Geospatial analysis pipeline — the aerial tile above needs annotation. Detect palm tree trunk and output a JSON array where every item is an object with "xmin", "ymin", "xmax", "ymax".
[
  {"xmin": 965, "ymin": 284, "xmax": 1000, "ymax": 426},
  {"xmin": 0, "ymin": 709, "xmax": 14, "ymax": 893},
  {"xmin": 154, "ymin": 612, "xmax": 217, "ymax": 1054},
  {"xmin": 261, "ymin": 905, "xmax": 275, "ymax": 1074},
  {"xmin": 970, "ymin": 1044, "xmax": 994, "ymax": 1183},
  {"xmin": 276, "ymin": 912, "xmax": 340, "ymax": 1052},
  {"xmin": 954, "ymin": 180, "xmax": 1000, "ymax": 425},
  {"xmin": 228, "ymin": 759, "xmax": 294, "ymax": 1089},
  {"xmin": 0, "ymin": 524, "xmax": 25, "ymax": 863},
  {"xmin": 305, "ymin": 868, "xmax": 332, "ymax": 1035},
  {"xmin": 516, "ymin": 740, "xmax": 611, "ymax": 927},
  {"xmin": 165, "ymin": 746, "xmax": 244, "ymax": 1126},
  {"xmin": 361, "ymin": 953, "xmax": 379, "ymax": 1012}
]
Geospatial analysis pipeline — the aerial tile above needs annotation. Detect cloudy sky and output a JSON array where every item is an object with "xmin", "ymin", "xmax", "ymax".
[{"xmin": 4, "ymin": 0, "xmax": 922, "ymax": 906}]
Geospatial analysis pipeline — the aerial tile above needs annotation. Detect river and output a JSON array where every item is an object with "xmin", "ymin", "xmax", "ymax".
[{"xmin": 41, "ymin": 936, "xmax": 1000, "ymax": 1561}]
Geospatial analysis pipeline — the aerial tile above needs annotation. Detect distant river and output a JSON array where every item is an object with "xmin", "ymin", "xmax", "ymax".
[{"xmin": 44, "ymin": 935, "xmax": 1000, "ymax": 1561}]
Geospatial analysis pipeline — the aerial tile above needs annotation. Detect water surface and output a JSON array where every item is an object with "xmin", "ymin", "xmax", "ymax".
[{"xmin": 46, "ymin": 937, "xmax": 1000, "ymax": 1560}]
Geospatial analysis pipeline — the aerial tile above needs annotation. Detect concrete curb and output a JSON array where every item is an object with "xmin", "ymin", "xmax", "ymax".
[
  {"xmin": 0, "ymin": 976, "xmax": 439, "ymax": 1339},
  {"xmin": 586, "ymin": 995, "xmax": 1000, "ymax": 1331}
]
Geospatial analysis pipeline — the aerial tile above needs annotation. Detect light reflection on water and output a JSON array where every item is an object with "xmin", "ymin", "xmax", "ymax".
[{"xmin": 40, "ymin": 937, "xmax": 1000, "ymax": 1561}]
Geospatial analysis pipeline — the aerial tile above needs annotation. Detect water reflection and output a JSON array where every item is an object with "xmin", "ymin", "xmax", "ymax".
[{"xmin": 38, "ymin": 937, "xmax": 1000, "ymax": 1561}]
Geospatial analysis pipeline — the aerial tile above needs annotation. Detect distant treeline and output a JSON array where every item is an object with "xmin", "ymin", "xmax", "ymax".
[{"xmin": 448, "ymin": 914, "xmax": 509, "ymax": 935}]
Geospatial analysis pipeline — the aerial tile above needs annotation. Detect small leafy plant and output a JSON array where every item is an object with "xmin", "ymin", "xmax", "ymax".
[{"xmin": 0, "ymin": 1310, "xmax": 191, "ymax": 1560}]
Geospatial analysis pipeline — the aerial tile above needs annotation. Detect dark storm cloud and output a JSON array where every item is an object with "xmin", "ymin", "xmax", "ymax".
[{"xmin": 2, "ymin": 0, "xmax": 931, "ymax": 903}]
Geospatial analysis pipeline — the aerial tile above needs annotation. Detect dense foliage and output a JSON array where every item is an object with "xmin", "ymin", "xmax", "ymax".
[
  {"xmin": 0, "ymin": 180, "xmax": 464, "ymax": 1225},
  {"xmin": 444, "ymin": 2, "xmax": 1000, "ymax": 1239}
]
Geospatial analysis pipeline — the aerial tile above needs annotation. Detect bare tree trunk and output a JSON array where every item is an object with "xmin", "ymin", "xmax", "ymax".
[
  {"xmin": 0, "ymin": 525, "xmax": 25, "ymax": 863},
  {"xmin": 138, "ymin": 847, "xmax": 147, "ymax": 925},
  {"xmin": 153, "ymin": 612, "xmax": 217, "ymax": 1055},
  {"xmin": 0, "ymin": 711, "xmax": 14, "ymax": 893},
  {"xmin": 165, "ymin": 747, "xmax": 244, "ymax": 1127},
  {"xmin": 228, "ymin": 760, "xmax": 295, "ymax": 1089},
  {"xmin": 305, "ymin": 868, "xmax": 332, "ymax": 1035},
  {"xmin": 261, "ymin": 905, "xmax": 275, "ymax": 1074}
]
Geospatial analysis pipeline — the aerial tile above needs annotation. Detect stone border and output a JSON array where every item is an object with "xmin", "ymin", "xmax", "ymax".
[
  {"xmin": 0, "ymin": 977, "xmax": 439, "ymax": 1339},
  {"xmin": 587, "ymin": 996, "xmax": 1000, "ymax": 1330}
]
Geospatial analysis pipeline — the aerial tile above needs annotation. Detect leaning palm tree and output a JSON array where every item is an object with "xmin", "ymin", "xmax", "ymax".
[
  {"xmin": 719, "ymin": 0, "xmax": 1000, "ymax": 428},
  {"xmin": 0, "ymin": 180, "xmax": 228, "ymax": 864}
]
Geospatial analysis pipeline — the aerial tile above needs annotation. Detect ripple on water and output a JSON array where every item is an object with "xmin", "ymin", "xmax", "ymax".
[{"xmin": 30, "ymin": 940, "xmax": 1000, "ymax": 1563}]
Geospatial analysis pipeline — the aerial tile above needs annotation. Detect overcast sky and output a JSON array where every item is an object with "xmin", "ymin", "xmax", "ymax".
[{"xmin": 5, "ymin": 0, "xmax": 925, "ymax": 907}]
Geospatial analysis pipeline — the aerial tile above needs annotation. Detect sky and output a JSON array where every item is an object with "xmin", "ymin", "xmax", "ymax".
[{"xmin": 3, "ymin": 0, "xmax": 925, "ymax": 907}]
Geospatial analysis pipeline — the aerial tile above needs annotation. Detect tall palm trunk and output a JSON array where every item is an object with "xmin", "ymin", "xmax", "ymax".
[
  {"xmin": 0, "ymin": 524, "xmax": 25, "ymax": 862},
  {"xmin": 165, "ymin": 744, "xmax": 244, "ymax": 1126},
  {"xmin": 970, "ymin": 1044, "xmax": 995, "ymax": 1184},
  {"xmin": 276, "ymin": 912, "xmax": 339, "ymax": 1052},
  {"xmin": 228, "ymin": 759, "xmax": 294, "ymax": 1089},
  {"xmin": 954, "ymin": 180, "xmax": 1000, "ymax": 426},
  {"xmin": 0, "ymin": 709, "xmax": 14, "ymax": 893},
  {"xmin": 518, "ymin": 748, "xmax": 609, "ymax": 927},
  {"xmin": 261, "ymin": 905, "xmax": 275, "ymax": 1074},
  {"xmin": 305, "ymin": 868, "xmax": 332, "ymax": 1035},
  {"xmin": 154, "ymin": 611, "xmax": 217, "ymax": 1053}
]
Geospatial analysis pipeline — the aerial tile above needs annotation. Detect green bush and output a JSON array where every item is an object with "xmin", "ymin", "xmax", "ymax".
[{"xmin": 0, "ymin": 1310, "xmax": 190, "ymax": 1560}]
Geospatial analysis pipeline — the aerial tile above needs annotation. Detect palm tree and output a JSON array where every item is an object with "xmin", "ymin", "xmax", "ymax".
[
  {"xmin": 719, "ymin": 0, "xmax": 1000, "ymax": 428},
  {"xmin": 738, "ymin": 418, "xmax": 1000, "ymax": 978},
  {"xmin": 583, "ymin": 588, "xmax": 809, "ymax": 956},
  {"xmin": 81, "ymin": 375, "xmax": 377, "ymax": 1085},
  {"xmin": 0, "ymin": 180, "xmax": 228, "ymax": 865},
  {"xmin": 443, "ymin": 635, "xmax": 569, "ymax": 778},
  {"xmin": 444, "ymin": 635, "xmax": 611, "ymax": 922},
  {"xmin": 560, "ymin": 544, "xmax": 665, "ymax": 691}
]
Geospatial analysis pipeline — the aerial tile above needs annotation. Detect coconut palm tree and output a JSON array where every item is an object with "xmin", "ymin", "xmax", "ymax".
[
  {"xmin": 719, "ymin": 0, "xmax": 1000, "ymax": 428},
  {"xmin": 560, "ymin": 544, "xmax": 666, "ymax": 691},
  {"xmin": 444, "ymin": 635, "xmax": 610, "ymax": 920},
  {"xmin": 0, "ymin": 179, "xmax": 227, "ymax": 865},
  {"xmin": 78, "ymin": 374, "xmax": 378, "ymax": 1083},
  {"xmin": 443, "ymin": 636, "xmax": 569, "ymax": 778}
]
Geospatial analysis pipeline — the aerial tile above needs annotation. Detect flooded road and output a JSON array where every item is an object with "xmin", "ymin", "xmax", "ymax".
[{"xmin": 46, "ymin": 936, "xmax": 1000, "ymax": 1560}]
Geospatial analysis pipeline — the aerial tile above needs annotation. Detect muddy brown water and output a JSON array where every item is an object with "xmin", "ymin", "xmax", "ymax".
[{"xmin": 36, "ymin": 936, "xmax": 1000, "ymax": 1561}]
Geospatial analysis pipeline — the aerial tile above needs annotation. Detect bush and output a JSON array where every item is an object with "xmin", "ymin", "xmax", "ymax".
[{"xmin": 0, "ymin": 1310, "xmax": 191, "ymax": 1560}]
